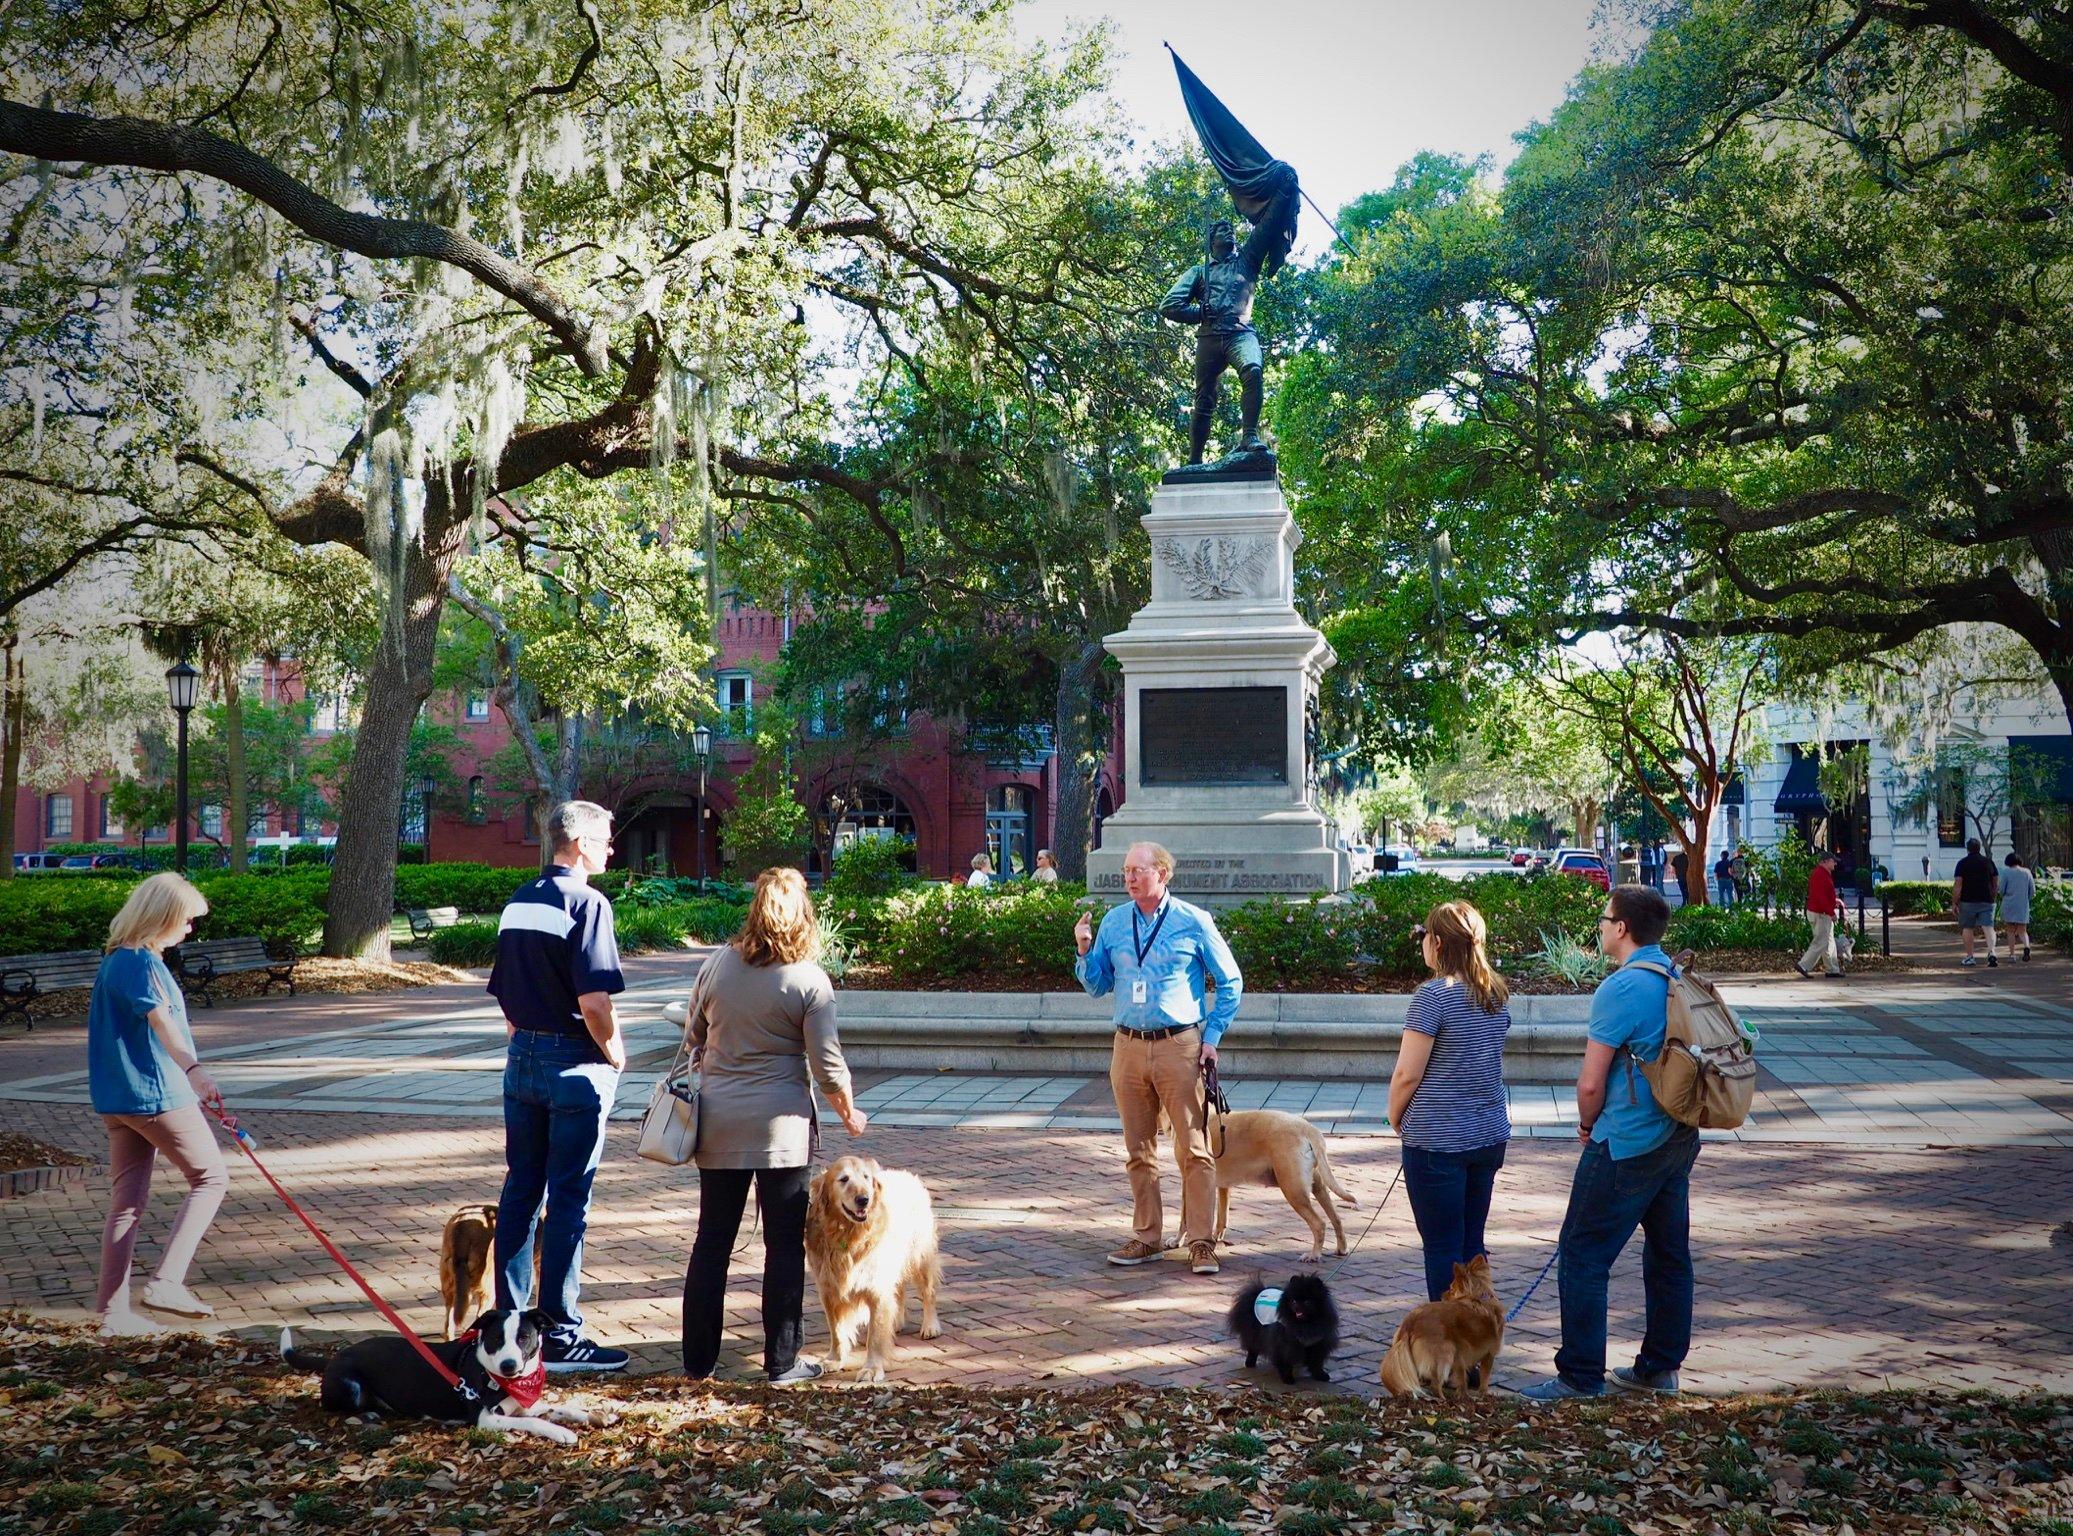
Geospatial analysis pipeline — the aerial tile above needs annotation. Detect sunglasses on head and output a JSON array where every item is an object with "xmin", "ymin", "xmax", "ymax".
[{"xmin": 1410, "ymin": 924, "xmax": 1428, "ymax": 942}]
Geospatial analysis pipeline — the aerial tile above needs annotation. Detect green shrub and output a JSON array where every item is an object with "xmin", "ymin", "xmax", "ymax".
[
  {"xmin": 870, "ymin": 881, "xmax": 1084, "ymax": 982},
  {"xmin": 2032, "ymin": 884, "xmax": 2071, "ymax": 952},
  {"xmin": 0, "ymin": 879, "xmax": 136, "ymax": 954},
  {"xmin": 1343, "ymin": 870, "xmax": 1601, "ymax": 976},
  {"xmin": 427, "ymin": 920, "xmax": 500, "ymax": 967},
  {"xmin": 1666, "ymin": 904, "xmax": 1812, "ymax": 954},
  {"xmin": 193, "ymin": 871, "xmax": 331, "ymax": 948},
  {"xmin": 393, "ymin": 862, "xmax": 529, "ymax": 915},
  {"xmin": 1876, "ymin": 880, "xmax": 1951, "ymax": 917},
  {"xmin": 1221, "ymin": 896, "xmax": 1360, "ymax": 986},
  {"xmin": 828, "ymin": 836, "xmax": 919, "ymax": 901}
]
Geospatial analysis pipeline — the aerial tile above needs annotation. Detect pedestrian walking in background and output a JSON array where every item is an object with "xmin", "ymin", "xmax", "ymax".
[
  {"xmin": 1998, "ymin": 852, "xmax": 2035, "ymax": 963},
  {"xmin": 1032, "ymin": 849, "xmax": 1060, "ymax": 885},
  {"xmin": 1952, "ymin": 839, "xmax": 2001, "ymax": 968},
  {"xmin": 1521, "ymin": 884, "xmax": 1699, "ymax": 1402},
  {"xmin": 1390, "ymin": 901, "xmax": 1511, "ymax": 1303},
  {"xmin": 89, "ymin": 873, "xmax": 230, "ymax": 1338},
  {"xmin": 1670, "ymin": 848, "xmax": 1691, "ymax": 904},
  {"xmin": 488, "ymin": 799, "xmax": 630, "ymax": 1372},
  {"xmin": 1712, "ymin": 852, "xmax": 1735, "ymax": 908},
  {"xmin": 1074, "ymin": 841, "xmax": 1242, "ymax": 1276},
  {"xmin": 1795, "ymin": 850, "xmax": 1847, "ymax": 979},
  {"xmin": 1729, "ymin": 846, "xmax": 1752, "ymax": 907},
  {"xmin": 966, "ymin": 853, "xmax": 995, "ymax": 889},
  {"xmin": 681, "ymin": 867, "xmax": 868, "ymax": 1385}
]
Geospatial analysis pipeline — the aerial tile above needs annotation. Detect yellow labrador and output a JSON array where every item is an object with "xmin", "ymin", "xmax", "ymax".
[
  {"xmin": 1211, "ymin": 1109, "xmax": 1356, "ymax": 1261},
  {"xmin": 805, "ymin": 1156, "xmax": 943, "ymax": 1381}
]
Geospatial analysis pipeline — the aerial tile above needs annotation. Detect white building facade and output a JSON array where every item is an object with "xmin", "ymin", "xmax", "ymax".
[{"xmin": 1711, "ymin": 681, "xmax": 2072, "ymax": 882}]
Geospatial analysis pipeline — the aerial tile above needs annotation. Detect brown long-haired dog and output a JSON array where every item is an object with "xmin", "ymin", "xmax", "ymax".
[
  {"xmin": 805, "ymin": 1155, "xmax": 943, "ymax": 1382},
  {"xmin": 439, "ymin": 1205, "xmax": 497, "ymax": 1341},
  {"xmin": 1378, "ymin": 1254, "xmax": 1504, "ymax": 1398}
]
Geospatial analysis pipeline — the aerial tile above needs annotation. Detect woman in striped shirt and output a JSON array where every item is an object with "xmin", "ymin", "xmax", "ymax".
[{"xmin": 1390, "ymin": 900, "xmax": 1512, "ymax": 1302}]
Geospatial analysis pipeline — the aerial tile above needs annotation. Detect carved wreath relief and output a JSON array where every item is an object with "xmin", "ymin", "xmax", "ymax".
[{"xmin": 1155, "ymin": 536, "xmax": 1270, "ymax": 600}]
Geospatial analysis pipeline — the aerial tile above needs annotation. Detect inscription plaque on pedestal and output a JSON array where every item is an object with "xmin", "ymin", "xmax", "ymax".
[{"xmin": 1139, "ymin": 686, "xmax": 1286, "ymax": 786}]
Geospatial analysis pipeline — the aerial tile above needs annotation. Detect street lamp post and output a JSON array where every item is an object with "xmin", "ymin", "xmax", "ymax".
[
  {"xmin": 692, "ymin": 723, "xmax": 713, "ymax": 890},
  {"xmin": 165, "ymin": 656, "xmax": 200, "ymax": 874},
  {"xmin": 419, "ymin": 773, "xmax": 439, "ymax": 864}
]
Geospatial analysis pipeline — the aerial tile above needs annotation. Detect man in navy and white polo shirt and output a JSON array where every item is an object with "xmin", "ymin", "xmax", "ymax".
[{"xmin": 488, "ymin": 799, "xmax": 629, "ymax": 1372}]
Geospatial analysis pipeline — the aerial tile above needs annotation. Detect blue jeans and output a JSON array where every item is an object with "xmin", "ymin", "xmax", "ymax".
[
  {"xmin": 495, "ymin": 1030, "xmax": 619, "ymax": 1338},
  {"xmin": 1554, "ymin": 1124, "xmax": 1699, "ymax": 1392},
  {"xmin": 1401, "ymin": 1139, "xmax": 1507, "ymax": 1302},
  {"xmin": 1715, "ymin": 878, "xmax": 1735, "ymax": 907}
]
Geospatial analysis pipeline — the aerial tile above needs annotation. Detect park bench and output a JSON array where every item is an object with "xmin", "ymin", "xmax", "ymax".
[
  {"xmin": 0, "ymin": 949, "xmax": 104, "ymax": 1032},
  {"xmin": 172, "ymin": 936, "xmax": 302, "ymax": 1008},
  {"xmin": 406, "ymin": 905, "xmax": 462, "ymax": 943}
]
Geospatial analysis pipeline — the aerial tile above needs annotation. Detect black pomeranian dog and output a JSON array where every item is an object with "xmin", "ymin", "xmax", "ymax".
[{"xmin": 1228, "ymin": 1271, "xmax": 1340, "ymax": 1384}]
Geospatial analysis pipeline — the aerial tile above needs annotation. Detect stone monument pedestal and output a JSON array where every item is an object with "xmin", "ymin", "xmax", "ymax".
[{"xmin": 1086, "ymin": 477, "xmax": 1348, "ymax": 905}]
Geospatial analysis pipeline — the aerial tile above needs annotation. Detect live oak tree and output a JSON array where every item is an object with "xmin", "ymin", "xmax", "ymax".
[
  {"xmin": 1284, "ymin": 1, "xmax": 2073, "ymax": 738},
  {"xmin": 1423, "ymin": 680, "xmax": 1622, "ymax": 850},
  {"xmin": 5, "ymin": 0, "xmax": 1136, "ymax": 953},
  {"xmin": 443, "ymin": 469, "xmax": 712, "ymax": 846}
]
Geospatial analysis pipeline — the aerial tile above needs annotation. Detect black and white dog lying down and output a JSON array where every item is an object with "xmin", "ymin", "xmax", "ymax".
[{"xmin": 281, "ymin": 1308, "xmax": 592, "ymax": 1444}]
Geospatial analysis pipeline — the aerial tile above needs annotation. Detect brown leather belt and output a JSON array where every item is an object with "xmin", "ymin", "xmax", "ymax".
[{"xmin": 1115, "ymin": 1024, "xmax": 1196, "ymax": 1041}]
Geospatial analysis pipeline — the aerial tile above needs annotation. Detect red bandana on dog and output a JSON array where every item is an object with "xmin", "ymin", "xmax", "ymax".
[{"xmin": 456, "ymin": 1332, "xmax": 546, "ymax": 1411}]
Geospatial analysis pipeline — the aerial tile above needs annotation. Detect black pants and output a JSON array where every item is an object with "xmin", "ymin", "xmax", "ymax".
[{"xmin": 681, "ymin": 1165, "xmax": 811, "ymax": 1379}]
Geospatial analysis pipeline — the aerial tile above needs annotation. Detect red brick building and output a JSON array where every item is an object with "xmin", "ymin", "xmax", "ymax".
[{"xmin": 11, "ymin": 605, "xmax": 1122, "ymax": 883}]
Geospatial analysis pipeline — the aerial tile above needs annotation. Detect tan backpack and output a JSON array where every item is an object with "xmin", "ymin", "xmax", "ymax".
[{"xmin": 1624, "ymin": 953, "xmax": 1757, "ymax": 1130}]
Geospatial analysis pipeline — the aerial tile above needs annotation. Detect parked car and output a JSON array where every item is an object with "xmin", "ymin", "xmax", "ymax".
[
  {"xmin": 1508, "ymin": 848, "xmax": 1533, "ymax": 867},
  {"xmin": 1344, "ymin": 842, "xmax": 1375, "ymax": 883},
  {"xmin": 59, "ymin": 854, "xmax": 129, "ymax": 870},
  {"xmin": 11, "ymin": 852, "xmax": 65, "ymax": 871},
  {"xmin": 1377, "ymin": 843, "xmax": 1421, "ymax": 875},
  {"xmin": 1550, "ymin": 849, "xmax": 1612, "ymax": 891}
]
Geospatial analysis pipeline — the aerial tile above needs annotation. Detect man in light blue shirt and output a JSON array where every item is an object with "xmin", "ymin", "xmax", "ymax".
[
  {"xmin": 1521, "ymin": 883, "xmax": 1700, "ymax": 1403},
  {"xmin": 1075, "ymin": 841, "xmax": 1242, "ymax": 1276}
]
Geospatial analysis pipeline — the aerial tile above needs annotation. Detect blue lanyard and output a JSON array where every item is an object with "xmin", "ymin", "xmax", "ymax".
[{"xmin": 1131, "ymin": 901, "xmax": 1171, "ymax": 969}]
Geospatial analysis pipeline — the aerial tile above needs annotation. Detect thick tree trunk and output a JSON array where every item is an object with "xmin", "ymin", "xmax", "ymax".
[
  {"xmin": 0, "ymin": 640, "xmax": 20, "ymax": 881},
  {"xmin": 221, "ymin": 656, "xmax": 248, "ymax": 873},
  {"xmin": 1050, "ymin": 639, "xmax": 1108, "ymax": 883},
  {"xmin": 321, "ymin": 505, "xmax": 468, "ymax": 958}
]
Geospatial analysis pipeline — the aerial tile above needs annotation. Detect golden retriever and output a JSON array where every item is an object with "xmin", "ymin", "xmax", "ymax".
[
  {"xmin": 440, "ymin": 1205, "xmax": 497, "ymax": 1341},
  {"xmin": 805, "ymin": 1156, "xmax": 943, "ymax": 1381},
  {"xmin": 1378, "ymin": 1254, "xmax": 1504, "ymax": 1398},
  {"xmin": 1209, "ymin": 1109, "xmax": 1357, "ymax": 1262}
]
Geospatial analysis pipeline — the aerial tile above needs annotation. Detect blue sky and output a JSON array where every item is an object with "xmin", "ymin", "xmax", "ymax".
[{"xmin": 1015, "ymin": 0, "xmax": 1612, "ymax": 255}]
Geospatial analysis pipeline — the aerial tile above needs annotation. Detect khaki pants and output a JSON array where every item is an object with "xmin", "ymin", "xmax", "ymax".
[
  {"xmin": 1799, "ymin": 912, "xmax": 1839, "ymax": 976},
  {"xmin": 1110, "ymin": 1026, "xmax": 1214, "ymax": 1248}
]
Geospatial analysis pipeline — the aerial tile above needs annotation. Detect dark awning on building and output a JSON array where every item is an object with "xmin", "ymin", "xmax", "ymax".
[
  {"xmin": 1773, "ymin": 749, "xmax": 1825, "ymax": 813},
  {"xmin": 2010, "ymin": 734, "xmax": 2073, "ymax": 801},
  {"xmin": 1721, "ymin": 772, "xmax": 1745, "ymax": 807}
]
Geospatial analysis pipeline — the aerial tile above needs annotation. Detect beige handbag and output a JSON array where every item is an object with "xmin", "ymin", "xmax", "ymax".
[{"xmin": 637, "ymin": 967, "xmax": 711, "ymax": 1166}]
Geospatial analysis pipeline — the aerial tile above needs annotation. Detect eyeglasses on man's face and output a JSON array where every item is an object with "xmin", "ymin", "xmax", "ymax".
[{"xmin": 1597, "ymin": 914, "xmax": 1620, "ymax": 927}]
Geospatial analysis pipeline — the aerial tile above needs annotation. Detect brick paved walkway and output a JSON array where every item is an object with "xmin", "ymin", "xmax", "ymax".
[
  {"xmin": 4, "ymin": 1090, "xmax": 2067, "ymax": 1396},
  {"xmin": 5, "ymin": 945, "xmax": 2069, "ymax": 1396}
]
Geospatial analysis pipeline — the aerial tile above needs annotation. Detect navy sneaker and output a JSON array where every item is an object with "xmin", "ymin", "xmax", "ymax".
[
  {"xmin": 1609, "ymin": 1365, "xmax": 1680, "ymax": 1395},
  {"xmin": 1517, "ymin": 1376, "xmax": 1603, "ymax": 1405},
  {"xmin": 544, "ymin": 1335, "xmax": 629, "ymax": 1373}
]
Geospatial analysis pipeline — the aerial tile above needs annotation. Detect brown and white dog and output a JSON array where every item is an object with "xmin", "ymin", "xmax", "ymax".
[
  {"xmin": 1378, "ymin": 1254, "xmax": 1505, "ymax": 1398},
  {"xmin": 804, "ymin": 1156, "xmax": 943, "ymax": 1382},
  {"xmin": 440, "ymin": 1205, "xmax": 497, "ymax": 1341},
  {"xmin": 1209, "ymin": 1110, "xmax": 1357, "ymax": 1262}
]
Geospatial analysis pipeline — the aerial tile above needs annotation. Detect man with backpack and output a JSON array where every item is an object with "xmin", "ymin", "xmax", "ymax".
[{"xmin": 1521, "ymin": 884, "xmax": 1717, "ymax": 1403}]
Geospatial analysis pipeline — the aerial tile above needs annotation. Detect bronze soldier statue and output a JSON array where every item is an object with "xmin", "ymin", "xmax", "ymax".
[{"xmin": 1159, "ymin": 163, "xmax": 1299, "ymax": 474}]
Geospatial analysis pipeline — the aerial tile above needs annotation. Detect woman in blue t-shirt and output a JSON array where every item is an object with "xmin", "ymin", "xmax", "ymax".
[
  {"xmin": 88, "ymin": 873, "xmax": 229, "ymax": 1337},
  {"xmin": 1389, "ymin": 900, "xmax": 1513, "ymax": 1302}
]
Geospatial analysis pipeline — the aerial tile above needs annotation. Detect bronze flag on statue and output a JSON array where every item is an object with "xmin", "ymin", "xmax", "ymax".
[{"xmin": 1166, "ymin": 44, "xmax": 1300, "ymax": 276}]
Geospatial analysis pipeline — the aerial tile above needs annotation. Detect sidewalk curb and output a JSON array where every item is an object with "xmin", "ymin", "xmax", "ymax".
[{"xmin": 0, "ymin": 1163, "xmax": 89, "ymax": 1200}]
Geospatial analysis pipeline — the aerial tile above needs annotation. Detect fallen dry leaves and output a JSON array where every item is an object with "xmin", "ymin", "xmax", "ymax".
[{"xmin": 1, "ymin": 1316, "xmax": 2065, "ymax": 1536}]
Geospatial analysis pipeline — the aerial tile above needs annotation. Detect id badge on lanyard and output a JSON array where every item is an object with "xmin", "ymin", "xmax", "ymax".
[{"xmin": 1130, "ymin": 903, "xmax": 1168, "ymax": 1010}]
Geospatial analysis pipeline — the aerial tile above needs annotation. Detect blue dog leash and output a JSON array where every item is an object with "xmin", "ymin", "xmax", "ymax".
[{"xmin": 1507, "ymin": 1241, "xmax": 1561, "ymax": 1324}]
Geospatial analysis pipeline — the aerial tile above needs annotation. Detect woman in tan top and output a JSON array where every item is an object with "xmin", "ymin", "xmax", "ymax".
[{"xmin": 681, "ymin": 867, "xmax": 867, "ymax": 1383}]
